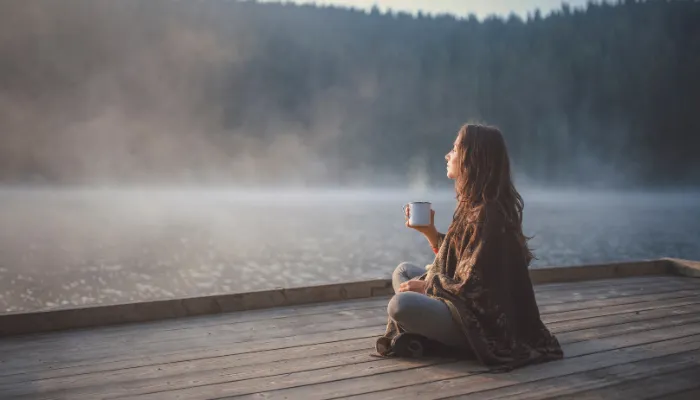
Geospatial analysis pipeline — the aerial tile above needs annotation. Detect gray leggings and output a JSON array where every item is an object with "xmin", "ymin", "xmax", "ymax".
[{"xmin": 388, "ymin": 262, "xmax": 467, "ymax": 348}]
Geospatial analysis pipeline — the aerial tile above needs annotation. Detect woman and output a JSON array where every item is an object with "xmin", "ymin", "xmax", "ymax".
[{"xmin": 375, "ymin": 123, "xmax": 563, "ymax": 371}]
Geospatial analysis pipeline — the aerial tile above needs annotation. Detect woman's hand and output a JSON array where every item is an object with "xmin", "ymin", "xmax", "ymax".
[{"xmin": 399, "ymin": 279, "xmax": 427, "ymax": 294}]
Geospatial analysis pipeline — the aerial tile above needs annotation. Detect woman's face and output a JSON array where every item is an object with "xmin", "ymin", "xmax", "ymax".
[{"xmin": 445, "ymin": 137, "xmax": 460, "ymax": 180}]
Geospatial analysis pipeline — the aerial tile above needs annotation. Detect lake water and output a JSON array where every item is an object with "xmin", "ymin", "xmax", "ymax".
[{"xmin": 1, "ymin": 187, "xmax": 699, "ymax": 313}]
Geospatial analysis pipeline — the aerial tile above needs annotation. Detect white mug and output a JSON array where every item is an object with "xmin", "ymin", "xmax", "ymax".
[{"xmin": 403, "ymin": 201, "xmax": 432, "ymax": 226}]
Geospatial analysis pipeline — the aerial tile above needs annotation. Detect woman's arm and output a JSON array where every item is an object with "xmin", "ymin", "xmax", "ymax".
[{"xmin": 423, "ymin": 228, "xmax": 445, "ymax": 254}]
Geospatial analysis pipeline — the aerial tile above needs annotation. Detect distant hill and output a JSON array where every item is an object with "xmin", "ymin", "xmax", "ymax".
[{"xmin": 0, "ymin": 0, "xmax": 697, "ymax": 188}]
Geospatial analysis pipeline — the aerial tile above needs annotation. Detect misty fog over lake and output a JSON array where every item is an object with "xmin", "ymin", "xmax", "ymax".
[
  {"xmin": 1, "ymin": 187, "xmax": 699, "ymax": 313},
  {"xmin": 1, "ymin": 1, "xmax": 699, "ymax": 313}
]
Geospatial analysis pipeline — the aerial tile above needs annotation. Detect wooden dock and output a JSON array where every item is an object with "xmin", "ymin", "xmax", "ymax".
[{"xmin": 0, "ymin": 258, "xmax": 699, "ymax": 399}]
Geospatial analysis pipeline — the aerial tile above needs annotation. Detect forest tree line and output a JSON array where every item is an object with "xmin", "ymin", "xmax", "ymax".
[{"xmin": 0, "ymin": 0, "xmax": 698, "ymax": 188}]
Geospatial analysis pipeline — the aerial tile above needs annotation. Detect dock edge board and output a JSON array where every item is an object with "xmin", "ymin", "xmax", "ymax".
[{"xmin": 0, "ymin": 258, "xmax": 697, "ymax": 337}]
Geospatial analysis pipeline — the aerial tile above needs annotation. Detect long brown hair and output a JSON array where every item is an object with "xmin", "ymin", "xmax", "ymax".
[{"xmin": 449, "ymin": 123, "xmax": 534, "ymax": 264}]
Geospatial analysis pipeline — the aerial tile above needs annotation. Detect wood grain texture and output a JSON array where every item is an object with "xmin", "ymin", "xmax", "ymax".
[
  {"xmin": 3, "ymin": 282, "xmax": 698, "ymax": 377},
  {"xmin": 335, "ymin": 333, "xmax": 700, "ymax": 400},
  {"xmin": 0, "ymin": 274, "xmax": 699, "ymax": 400},
  {"xmin": 5, "ymin": 305, "xmax": 700, "ymax": 400},
  {"xmin": 2, "ymin": 276, "xmax": 694, "ymax": 361},
  {"xmin": 428, "ymin": 350, "xmax": 700, "ymax": 400}
]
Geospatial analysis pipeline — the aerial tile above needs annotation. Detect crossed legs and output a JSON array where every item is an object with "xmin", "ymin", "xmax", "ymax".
[{"xmin": 388, "ymin": 262, "xmax": 466, "ymax": 348}]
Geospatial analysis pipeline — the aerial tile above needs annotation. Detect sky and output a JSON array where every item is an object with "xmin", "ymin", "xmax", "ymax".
[{"xmin": 259, "ymin": 0, "xmax": 595, "ymax": 19}]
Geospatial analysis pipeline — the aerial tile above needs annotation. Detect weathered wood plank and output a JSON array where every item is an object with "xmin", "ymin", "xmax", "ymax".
[
  {"xmin": 221, "ymin": 330, "xmax": 700, "ymax": 400},
  {"xmin": 123, "ymin": 358, "xmax": 460, "ymax": 400},
  {"xmin": 0, "ymin": 337, "xmax": 375, "ymax": 389},
  {"xmin": 549, "ymin": 303, "xmax": 700, "ymax": 333},
  {"xmin": 535, "ymin": 282, "xmax": 700, "ymax": 308},
  {"xmin": 1, "ymin": 308, "xmax": 388, "ymax": 358},
  {"xmin": 5, "ymin": 301, "xmax": 699, "ymax": 387},
  {"xmin": 1, "ymin": 274, "xmax": 693, "ymax": 358},
  {"xmin": 529, "ymin": 259, "xmax": 671, "ymax": 285},
  {"xmin": 0, "ymin": 320, "xmax": 386, "ymax": 378},
  {"xmin": 665, "ymin": 258, "xmax": 700, "ymax": 278},
  {"xmin": 428, "ymin": 350, "xmax": 700, "ymax": 400},
  {"xmin": 4, "ymin": 299, "xmax": 698, "ymax": 386},
  {"xmin": 0, "ymin": 296, "xmax": 390, "ymax": 346},
  {"xmin": 0, "ymin": 349, "xmax": 399, "ymax": 400},
  {"xmin": 0, "ymin": 277, "xmax": 695, "ymax": 399},
  {"xmin": 6, "ymin": 293, "xmax": 697, "ymax": 380},
  {"xmin": 294, "ymin": 330, "xmax": 700, "ymax": 400},
  {"xmin": 3, "ymin": 290, "xmax": 699, "ymax": 380},
  {"xmin": 533, "ymin": 274, "xmax": 688, "ymax": 291},
  {"xmin": 536, "ymin": 278, "xmax": 694, "ymax": 299},
  {"xmin": 4, "ymin": 281, "xmax": 696, "ymax": 361},
  {"xmin": 49, "ymin": 323, "xmax": 700, "ymax": 400},
  {"xmin": 541, "ymin": 366, "xmax": 700, "ymax": 400},
  {"xmin": 537, "ymin": 289, "xmax": 699, "ymax": 314},
  {"xmin": 0, "ymin": 278, "xmax": 396, "ymax": 337},
  {"xmin": 541, "ymin": 295, "xmax": 700, "ymax": 324},
  {"xmin": 554, "ymin": 311, "xmax": 700, "ymax": 344},
  {"xmin": 655, "ymin": 388, "xmax": 700, "ymax": 400},
  {"xmin": 0, "ymin": 326, "xmax": 380, "ymax": 380},
  {"xmin": 6, "ymin": 304, "xmax": 700, "ymax": 399}
]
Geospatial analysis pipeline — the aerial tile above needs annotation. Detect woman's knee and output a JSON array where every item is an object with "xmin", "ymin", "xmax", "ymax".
[
  {"xmin": 387, "ymin": 292, "xmax": 423, "ymax": 323},
  {"xmin": 393, "ymin": 262, "xmax": 423, "ymax": 281},
  {"xmin": 392, "ymin": 262, "xmax": 413, "ymax": 278},
  {"xmin": 392, "ymin": 262, "xmax": 425, "ymax": 293},
  {"xmin": 388, "ymin": 292, "xmax": 467, "ymax": 348}
]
